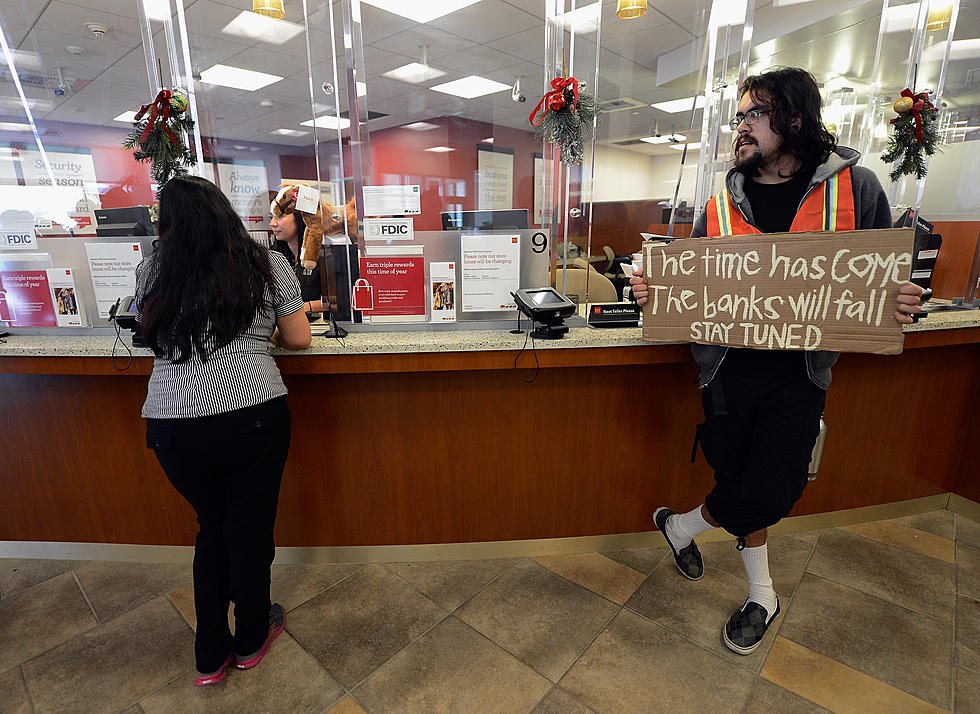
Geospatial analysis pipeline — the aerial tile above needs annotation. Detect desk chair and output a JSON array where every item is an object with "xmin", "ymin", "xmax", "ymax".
[{"xmin": 555, "ymin": 267, "xmax": 617, "ymax": 304}]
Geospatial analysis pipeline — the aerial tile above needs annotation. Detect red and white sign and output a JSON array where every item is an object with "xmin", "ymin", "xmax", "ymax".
[
  {"xmin": 0, "ymin": 270, "xmax": 56, "ymax": 326},
  {"xmin": 356, "ymin": 257, "xmax": 425, "ymax": 316},
  {"xmin": 352, "ymin": 278, "xmax": 374, "ymax": 311}
]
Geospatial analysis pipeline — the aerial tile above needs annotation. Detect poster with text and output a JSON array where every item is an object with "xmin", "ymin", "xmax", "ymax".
[
  {"xmin": 0, "ymin": 269, "xmax": 55, "ymax": 326},
  {"xmin": 357, "ymin": 256, "xmax": 426, "ymax": 316},
  {"xmin": 477, "ymin": 146, "xmax": 513, "ymax": 210},
  {"xmin": 18, "ymin": 147, "xmax": 101, "ymax": 207},
  {"xmin": 215, "ymin": 160, "xmax": 270, "ymax": 228},
  {"xmin": 363, "ymin": 185, "xmax": 421, "ymax": 216},
  {"xmin": 84, "ymin": 242, "xmax": 144, "ymax": 318},
  {"xmin": 46, "ymin": 268, "xmax": 82, "ymax": 326},
  {"xmin": 461, "ymin": 234, "xmax": 521, "ymax": 312},
  {"xmin": 429, "ymin": 261, "xmax": 457, "ymax": 322},
  {"xmin": 641, "ymin": 228, "xmax": 914, "ymax": 355}
]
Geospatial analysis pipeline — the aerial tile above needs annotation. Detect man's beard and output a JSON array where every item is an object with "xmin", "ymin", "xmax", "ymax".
[{"xmin": 735, "ymin": 148, "xmax": 763, "ymax": 176}]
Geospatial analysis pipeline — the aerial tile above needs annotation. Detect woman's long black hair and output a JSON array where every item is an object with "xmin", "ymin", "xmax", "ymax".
[
  {"xmin": 140, "ymin": 175, "xmax": 275, "ymax": 363},
  {"xmin": 737, "ymin": 67, "xmax": 838, "ymax": 178}
]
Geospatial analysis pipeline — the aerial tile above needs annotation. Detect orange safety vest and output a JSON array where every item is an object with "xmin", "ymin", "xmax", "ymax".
[{"xmin": 705, "ymin": 167, "xmax": 855, "ymax": 237}]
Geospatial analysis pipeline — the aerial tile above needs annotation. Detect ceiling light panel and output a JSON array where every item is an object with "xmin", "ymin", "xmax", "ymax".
[
  {"xmin": 221, "ymin": 11, "xmax": 305, "ymax": 45},
  {"xmin": 670, "ymin": 141, "xmax": 701, "ymax": 150},
  {"xmin": 403, "ymin": 121, "xmax": 441, "ymax": 131},
  {"xmin": 382, "ymin": 62, "xmax": 447, "ymax": 84},
  {"xmin": 0, "ymin": 122, "xmax": 32, "ymax": 132},
  {"xmin": 560, "ymin": 3, "xmax": 601, "ymax": 35},
  {"xmin": 425, "ymin": 146, "xmax": 455, "ymax": 152},
  {"xmin": 430, "ymin": 75, "xmax": 510, "ymax": 99},
  {"xmin": 360, "ymin": 0, "xmax": 482, "ymax": 24},
  {"xmin": 272, "ymin": 128, "xmax": 309, "ymax": 136},
  {"xmin": 199, "ymin": 64, "xmax": 283, "ymax": 91},
  {"xmin": 112, "ymin": 111, "xmax": 139, "ymax": 122},
  {"xmin": 299, "ymin": 115, "xmax": 351, "ymax": 129},
  {"xmin": 652, "ymin": 95, "xmax": 706, "ymax": 113}
]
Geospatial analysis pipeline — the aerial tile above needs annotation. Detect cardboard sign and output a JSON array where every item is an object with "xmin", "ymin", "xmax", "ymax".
[{"xmin": 641, "ymin": 228, "xmax": 914, "ymax": 355}]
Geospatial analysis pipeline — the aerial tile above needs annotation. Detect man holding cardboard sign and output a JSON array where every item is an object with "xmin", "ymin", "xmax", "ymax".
[{"xmin": 630, "ymin": 68, "xmax": 925, "ymax": 656}]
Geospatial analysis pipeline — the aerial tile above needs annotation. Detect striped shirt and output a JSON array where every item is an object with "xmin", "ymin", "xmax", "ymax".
[{"xmin": 136, "ymin": 249, "xmax": 304, "ymax": 419}]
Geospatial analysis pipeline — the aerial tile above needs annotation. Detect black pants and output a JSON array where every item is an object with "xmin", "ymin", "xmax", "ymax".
[
  {"xmin": 698, "ymin": 363, "xmax": 825, "ymax": 539},
  {"xmin": 146, "ymin": 396, "xmax": 291, "ymax": 673}
]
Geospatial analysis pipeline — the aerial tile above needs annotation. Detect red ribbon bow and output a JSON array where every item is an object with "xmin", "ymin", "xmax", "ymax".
[
  {"xmin": 890, "ymin": 88, "xmax": 935, "ymax": 144},
  {"xmin": 134, "ymin": 89, "xmax": 178, "ymax": 146},
  {"xmin": 529, "ymin": 76, "xmax": 580, "ymax": 126}
]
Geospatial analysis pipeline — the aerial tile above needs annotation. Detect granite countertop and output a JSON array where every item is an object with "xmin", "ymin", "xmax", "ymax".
[{"xmin": 1, "ymin": 303, "xmax": 976, "ymax": 358}]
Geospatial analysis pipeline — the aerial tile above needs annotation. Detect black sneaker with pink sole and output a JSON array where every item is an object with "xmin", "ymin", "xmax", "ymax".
[{"xmin": 236, "ymin": 603, "xmax": 286, "ymax": 670}]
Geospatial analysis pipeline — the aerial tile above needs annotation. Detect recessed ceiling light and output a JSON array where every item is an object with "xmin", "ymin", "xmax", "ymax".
[
  {"xmin": 356, "ymin": 81, "xmax": 367, "ymax": 97},
  {"xmin": 0, "ymin": 122, "xmax": 32, "ymax": 132},
  {"xmin": 480, "ymin": 137, "xmax": 493, "ymax": 143},
  {"xmin": 142, "ymin": 0, "xmax": 171, "ymax": 22},
  {"xmin": 640, "ymin": 133, "xmax": 687, "ymax": 144},
  {"xmin": 113, "ymin": 110, "xmax": 139, "ymax": 122},
  {"xmin": 403, "ymin": 121, "xmax": 440, "ymax": 131},
  {"xmin": 382, "ymin": 62, "xmax": 446, "ymax": 84},
  {"xmin": 199, "ymin": 64, "xmax": 283, "ymax": 91},
  {"xmin": 272, "ymin": 128, "xmax": 309, "ymax": 136},
  {"xmin": 560, "ymin": 3, "xmax": 601, "ymax": 34},
  {"xmin": 670, "ymin": 141, "xmax": 701, "ymax": 150},
  {"xmin": 299, "ymin": 115, "xmax": 351, "ymax": 130},
  {"xmin": 360, "ymin": 0, "xmax": 482, "ymax": 24},
  {"xmin": 430, "ymin": 75, "xmax": 510, "ymax": 99},
  {"xmin": 221, "ymin": 11, "xmax": 304, "ymax": 45},
  {"xmin": 426, "ymin": 146, "xmax": 454, "ymax": 152},
  {"xmin": 652, "ymin": 96, "xmax": 706, "ymax": 113},
  {"xmin": 922, "ymin": 38, "xmax": 980, "ymax": 62}
]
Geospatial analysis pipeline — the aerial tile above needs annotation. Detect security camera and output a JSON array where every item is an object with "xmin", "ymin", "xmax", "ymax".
[
  {"xmin": 54, "ymin": 84, "xmax": 69, "ymax": 97},
  {"xmin": 512, "ymin": 77, "xmax": 526, "ymax": 103}
]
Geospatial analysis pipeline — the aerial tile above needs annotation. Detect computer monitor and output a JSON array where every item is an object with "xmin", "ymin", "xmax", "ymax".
[
  {"xmin": 441, "ymin": 209, "xmax": 529, "ymax": 231},
  {"xmin": 95, "ymin": 206, "xmax": 155, "ymax": 237}
]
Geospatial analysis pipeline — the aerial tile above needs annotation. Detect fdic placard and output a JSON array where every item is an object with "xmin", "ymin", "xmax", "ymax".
[{"xmin": 641, "ymin": 228, "xmax": 914, "ymax": 355}]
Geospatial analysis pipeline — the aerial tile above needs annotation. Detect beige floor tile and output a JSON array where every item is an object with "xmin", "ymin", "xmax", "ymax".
[
  {"xmin": 0, "ymin": 572, "xmax": 97, "ymax": 672},
  {"xmin": 353, "ymin": 616, "xmax": 551, "ymax": 713},
  {"xmin": 21, "ymin": 597, "xmax": 193, "ymax": 713},
  {"xmin": 0, "ymin": 559, "xmax": 86, "ymax": 599},
  {"xmin": 533, "ymin": 552, "xmax": 646, "ymax": 604},
  {"xmin": 894, "ymin": 510, "xmax": 955, "ymax": 540},
  {"xmin": 807, "ymin": 528, "xmax": 954, "ymax": 621},
  {"xmin": 956, "ymin": 666, "xmax": 980, "ymax": 714},
  {"xmin": 531, "ymin": 686, "xmax": 595, "ymax": 713},
  {"xmin": 74, "ymin": 561, "xmax": 191, "ymax": 622},
  {"xmin": 140, "ymin": 632, "xmax": 344, "ymax": 714},
  {"xmin": 786, "ymin": 529, "xmax": 821, "ymax": 545},
  {"xmin": 780, "ymin": 573, "xmax": 952, "ymax": 709},
  {"xmin": 287, "ymin": 564, "xmax": 446, "ymax": 689},
  {"xmin": 762, "ymin": 636, "xmax": 947, "ymax": 714},
  {"xmin": 957, "ymin": 515, "xmax": 980, "ymax": 550},
  {"xmin": 599, "ymin": 547, "xmax": 668, "ymax": 576},
  {"xmin": 956, "ymin": 595, "xmax": 980, "ymax": 672},
  {"xmin": 0, "ymin": 667, "xmax": 33, "ymax": 714},
  {"xmin": 699, "ymin": 533, "xmax": 814, "ymax": 598},
  {"xmin": 325, "ymin": 696, "xmax": 368, "ymax": 714},
  {"xmin": 841, "ymin": 521, "xmax": 955, "ymax": 563},
  {"xmin": 166, "ymin": 584, "xmax": 234, "ymax": 634},
  {"xmin": 272, "ymin": 563, "xmax": 364, "ymax": 613},
  {"xmin": 625, "ymin": 558, "xmax": 780, "ymax": 671},
  {"xmin": 559, "ymin": 609, "xmax": 755, "ymax": 713},
  {"xmin": 957, "ymin": 543, "xmax": 980, "ymax": 600},
  {"xmin": 384, "ymin": 558, "xmax": 515, "ymax": 611},
  {"xmin": 456, "ymin": 559, "xmax": 619, "ymax": 682},
  {"xmin": 742, "ymin": 676, "xmax": 831, "ymax": 714},
  {"xmin": 119, "ymin": 706, "xmax": 144, "ymax": 714}
]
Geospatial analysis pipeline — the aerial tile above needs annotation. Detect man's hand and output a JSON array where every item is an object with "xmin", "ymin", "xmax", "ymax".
[
  {"xmin": 629, "ymin": 270, "xmax": 648, "ymax": 306},
  {"xmin": 894, "ymin": 282, "xmax": 924, "ymax": 324}
]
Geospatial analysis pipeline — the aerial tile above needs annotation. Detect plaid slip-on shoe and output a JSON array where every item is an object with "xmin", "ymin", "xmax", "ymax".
[
  {"xmin": 723, "ymin": 597, "xmax": 780, "ymax": 655},
  {"xmin": 653, "ymin": 507, "xmax": 703, "ymax": 581},
  {"xmin": 195, "ymin": 653, "xmax": 234, "ymax": 687},
  {"xmin": 236, "ymin": 603, "xmax": 286, "ymax": 670}
]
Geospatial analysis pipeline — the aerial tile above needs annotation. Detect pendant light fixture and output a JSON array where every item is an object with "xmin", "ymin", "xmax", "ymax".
[
  {"xmin": 616, "ymin": 0, "xmax": 647, "ymax": 19},
  {"xmin": 253, "ymin": 0, "xmax": 285, "ymax": 20}
]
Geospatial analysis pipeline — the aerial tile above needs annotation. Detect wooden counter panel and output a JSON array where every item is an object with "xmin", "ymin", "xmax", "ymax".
[{"xmin": 953, "ymin": 374, "xmax": 980, "ymax": 504}]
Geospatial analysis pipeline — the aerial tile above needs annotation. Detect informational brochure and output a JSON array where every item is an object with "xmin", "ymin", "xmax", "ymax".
[
  {"xmin": 0, "ymin": 269, "xmax": 56, "ymax": 326},
  {"xmin": 429, "ymin": 262, "xmax": 457, "ymax": 323},
  {"xmin": 356, "ymin": 256, "xmax": 426, "ymax": 316},
  {"xmin": 460, "ymin": 234, "xmax": 521, "ymax": 312},
  {"xmin": 84, "ymin": 242, "xmax": 143, "ymax": 318},
  {"xmin": 46, "ymin": 268, "xmax": 83, "ymax": 326},
  {"xmin": 362, "ymin": 185, "xmax": 421, "ymax": 216}
]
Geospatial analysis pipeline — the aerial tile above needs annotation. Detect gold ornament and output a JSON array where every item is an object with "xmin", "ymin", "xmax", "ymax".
[
  {"xmin": 616, "ymin": 0, "xmax": 647, "ymax": 19},
  {"xmin": 893, "ymin": 97, "xmax": 914, "ymax": 114},
  {"xmin": 169, "ymin": 94, "xmax": 188, "ymax": 113},
  {"xmin": 253, "ymin": 0, "xmax": 284, "ymax": 20},
  {"xmin": 825, "ymin": 122, "xmax": 837, "ymax": 134}
]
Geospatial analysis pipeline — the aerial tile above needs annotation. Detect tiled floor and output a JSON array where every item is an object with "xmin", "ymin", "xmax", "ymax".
[{"xmin": 2, "ymin": 509, "xmax": 979, "ymax": 713}]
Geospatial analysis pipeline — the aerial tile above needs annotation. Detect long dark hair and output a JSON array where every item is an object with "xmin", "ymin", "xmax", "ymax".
[
  {"xmin": 737, "ymin": 67, "xmax": 837, "ymax": 178},
  {"xmin": 140, "ymin": 175, "xmax": 275, "ymax": 363}
]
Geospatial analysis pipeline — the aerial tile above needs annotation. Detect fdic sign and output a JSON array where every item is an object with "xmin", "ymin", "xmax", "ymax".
[
  {"xmin": 641, "ymin": 228, "xmax": 914, "ymax": 355},
  {"xmin": 364, "ymin": 217, "xmax": 414, "ymax": 241}
]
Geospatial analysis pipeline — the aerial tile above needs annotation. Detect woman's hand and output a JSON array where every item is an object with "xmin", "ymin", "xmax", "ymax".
[
  {"xmin": 894, "ymin": 283, "xmax": 925, "ymax": 324},
  {"xmin": 629, "ymin": 270, "xmax": 649, "ymax": 306}
]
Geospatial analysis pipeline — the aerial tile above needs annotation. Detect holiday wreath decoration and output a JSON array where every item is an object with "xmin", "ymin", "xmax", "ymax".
[
  {"xmin": 123, "ymin": 88, "xmax": 197, "ymax": 193},
  {"xmin": 881, "ymin": 88, "xmax": 940, "ymax": 182},
  {"xmin": 529, "ymin": 74, "xmax": 601, "ymax": 166}
]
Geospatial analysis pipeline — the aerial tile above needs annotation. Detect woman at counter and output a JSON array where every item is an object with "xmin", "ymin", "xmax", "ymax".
[
  {"xmin": 270, "ymin": 183, "xmax": 325, "ymax": 317},
  {"xmin": 136, "ymin": 176, "xmax": 311, "ymax": 686}
]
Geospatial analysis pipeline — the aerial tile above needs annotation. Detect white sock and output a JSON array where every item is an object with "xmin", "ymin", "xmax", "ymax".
[
  {"xmin": 741, "ymin": 544, "xmax": 778, "ymax": 615},
  {"xmin": 665, "ymin": 505, "xmax": 714, "ymax": 550}
]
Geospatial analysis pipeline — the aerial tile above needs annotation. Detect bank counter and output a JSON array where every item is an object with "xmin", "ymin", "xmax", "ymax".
[{"xmin": 2, "ymin": 310, "xmax": 978, "ymax": 560}]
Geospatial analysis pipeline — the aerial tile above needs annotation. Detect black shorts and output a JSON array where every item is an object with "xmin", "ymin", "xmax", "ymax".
[{"xmin": 697, "ymin": 357, "xmax": 826, "ymax": 538}]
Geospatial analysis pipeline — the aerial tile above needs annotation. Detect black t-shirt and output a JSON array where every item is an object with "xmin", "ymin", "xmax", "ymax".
[{"xmin": 726, "ymin": 169, "xmax": 815, "ymax": 374}]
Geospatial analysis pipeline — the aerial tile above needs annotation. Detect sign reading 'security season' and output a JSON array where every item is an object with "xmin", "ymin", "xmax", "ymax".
[{"xmin": 641, "ymin": 228, "xmax": 914, "ymax": 355}]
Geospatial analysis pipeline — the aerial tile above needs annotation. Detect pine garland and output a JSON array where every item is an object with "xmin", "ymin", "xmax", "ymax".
[
  {"xmin": 529, "ymin": 77, "xmax": 601, "ymax": 166},
  {"xmin": 881, "ymin": 89, "xmax": 940, "ymax": 182},
  {"xmin": 123, "ymin": 89, "xmax": 197, "ymax": 194}
]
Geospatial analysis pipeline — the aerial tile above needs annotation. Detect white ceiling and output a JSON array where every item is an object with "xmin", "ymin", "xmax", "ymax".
[{"xmin": 0, "ymin": 0, "xmax": 977, "ymax": 159}]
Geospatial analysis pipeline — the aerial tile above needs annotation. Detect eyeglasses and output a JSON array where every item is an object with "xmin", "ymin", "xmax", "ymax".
[{"xmin": 729, "ymin": 109, "xmax": 772, "ymax": 131}]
